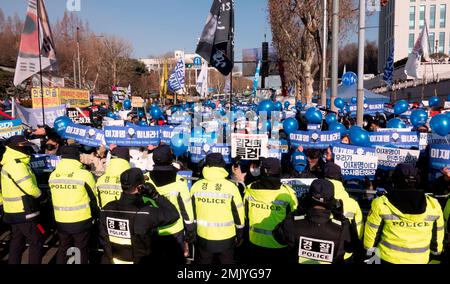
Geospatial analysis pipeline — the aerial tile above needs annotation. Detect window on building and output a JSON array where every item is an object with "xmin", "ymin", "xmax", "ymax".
[
  {"xmin": 429, "ymin": 32, "xmax": 435, "ymax": 53},
  {"xmin": 419, "ymin": 5, "xmax": 426, "ymax": 29},
  {"xmin": 439, "ymin": 32, "xmax": 445, "ymax": 53},
  {"xmin": 430, "ymin": 5, "xmax": 436, "ymax": 29},
  {"xmin": 440, "ymin": 4, "xmax": 447, "ymax": 28},
  {"xmin": 410, "ymin": 6, "xmax": 416, "ymax": 29},
  {"xmin": 409, "ymin": 33, "xmax": 415, "ymax": 53}
]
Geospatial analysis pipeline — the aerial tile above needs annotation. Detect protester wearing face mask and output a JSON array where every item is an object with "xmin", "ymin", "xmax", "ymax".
[{"xmin": 44, "ymin": 136, "xmax": 62, "ymax": 155}]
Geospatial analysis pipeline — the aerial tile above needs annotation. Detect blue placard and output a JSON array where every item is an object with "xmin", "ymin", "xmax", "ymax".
[
  {"xmin": 104, "ymin": 126, "xmax": 160, "ymax": 147},
  {"xmin": 281, "ymin": 178, "xmax": 315, "ymax": 199},
  {"xmin": 62, "ymin": 123, "xmax": 105, "ymax": 147},
  {"xmin": 332, "ymin": 144, "xmax": 378, "ymax": 180},
  {"xmin": 0, "ymin": 119, "xmax": 23, "ymax": 139},
  {"xmin": 289, "ymin": 130, "xmax": 341, "ymax": 149},
  {"xmin": 160, "ymin": 125, "xmax": 175, "ymax": 144},
  {"xmin": 189, "ymin": 143, "xmax": 231, "ymax": 164},
  {"xmin": 348, "ymin": 103, "xmax": 384, "ymax": 116},
  {"xmin": 178, "ymin": 170, "xmax": 193, "ymax": 191},
  {"xmin": 429, "ymin": 144, "xmax": 450, "ymax": 171},
  {"xmin": 369, "ymin": 131, "xmax": 419, "ymax": 148},
  {"xmin": 30, "ymin": 154, "xmax": 61, "ymax": 174}
]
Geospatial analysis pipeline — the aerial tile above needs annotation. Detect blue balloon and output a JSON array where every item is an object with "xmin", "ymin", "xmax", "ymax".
[
  {"xmin": 334, "ymin": 98, "xmax": 345, "ymax": 110},
  {"xmin": 430, "ymin": 114, "xmax": 450, "ymax": 136},
  {"xmin": 305, "ymin": 107, "xmax": 323, "ymax": 124},
  {"xmin": 107, "ymin": 111, "xmax": 114, "ymax": 118},
  {"xmin": 150, "ymin": 106, "xmax": 163, "ymax": 119},
  {"xmin": 410, "ymin": 109, "xmax": 428, "ymax": 128},
  {"xmin": 170, "ymin": 133, "xmax": 188, "ymax": 157},
  {"xmin": 349, "ymin": 126, "xmax": 371, "ymax": 147},
  {"xmin": 429, "ymin": 96, "xmax": 441, "ymax": 107},
  {"xmin": 137, "ymin": 109, "xmax": 145, "ymax": 117},
  {"xmin": 283, "ymin": 118, "xmax": 298, "ymax": 135},
  {"xmin": 342, "ymin": 72, "xmax": 357, "ymax": 86},
  {"xmin": 123, "ymin": 99, "xmax": 131, "ymax": 110},
  {"xmin": 274, "ymin": 101, "xmax": 283, "ymax": 111},
  {"xmin": 394, "ymin": 100, "xmax": 409, "ymax": 115},
  {"xmin": 329, "ymin": 122, "xmax": 347, "ymax": 137},
  {"xmin": 387, "ymin": 118, "xmax": 407, "ymax": 129},
  {"xmin": 257, "ymin": 100, "xmax": 275, "ymax": 114},
  {"xmin": 54, "ymin": 116, "xmax": 72, "ymax": 134},
  {"xmin": 284, "ymin": 101, "xmax": 290, "ymax": 109},
  {"xmin": 351, "ymin": 97, "xmax": 357, "ymax": 104},
  {"xmin": 325, "ymin": 113, "xmax": 337, "ymax": 125},
  {"xmin": 138, "ymin": 120, "xmax": 147, "ymax": 126}
]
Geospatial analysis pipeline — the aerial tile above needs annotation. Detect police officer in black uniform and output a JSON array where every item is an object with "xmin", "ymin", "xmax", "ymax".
[
  {"xmin": 99, "ymin": 168, "xmax": 179, "ymax": 264},
  {"xmin": 273, "ymin": 179, "xmax": 355, "ymax": 264}
]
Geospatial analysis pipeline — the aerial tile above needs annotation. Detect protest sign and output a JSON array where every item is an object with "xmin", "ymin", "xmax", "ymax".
[
  {"xmin": 30, "ymin": 155, "xmax": 61, "ymax": 174},
  {"xmin": 333, "ymin": 144, "xmax": 378, "ymax": 180},
  {"xmin": 290, "ymin": 130, "xmax": 341, "ymax": 149},
  {"xmin": 67, "ymin": 108, "xmax": 91, "ymax": 124},
  {"xmin": 104, "ymin": 125, "xmax": 160, "ymax": 147},
  {"xmin": 281, "ymin": 178, "xmax": 316, "ymax": 198},
  {"xmin": 14, "ymin": 103, "xmax": 66, "ymax": 129},
  {"xmin": 31, "ymin": 87, "xmax": 60, "ymax": 108},
  {"xmin": 131, "ymin": 96, "xmax": 145, "ymax": 108},
  {"xmin": 189, "ymin": 143, "xmax": 231, "ymax": 164},
  {"xmin": 231, "ymin": 133, "xmax": 268, "ymax": 160},
  {"xmin": 349, "ymin": 103, "xmax": 384, "ymax": 116},
  {"xmin": 429, "ymin": 144, "xmax": 450, "ymax": 181},
  {"xmin": 0, "ymin": 119, "xmax": 23, "ymax": 139},
  {"xmin": 375, "ymin": 146, "xmax": 420, "ymax": 170},
  {"xmin": 62, "ymin": 123, "xmax": 105, "ymax": 147},
  {"xmin": 419, "ymin": 133, "xmax": 450, "ymax": 151},
  {"xmin": 369, "ymin": 131, "xmax": 419, "ymax": 148},
  {"xmin": 59, "ymin": 88, "xmax": 90, "ymax": 107}
]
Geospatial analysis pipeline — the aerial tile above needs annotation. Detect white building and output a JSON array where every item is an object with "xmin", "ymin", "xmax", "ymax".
[
  {"xmin": 139, "ymin": 51, "xmax": 205, "ymax": 73},
  {"xmin": 378, "ymin": 0, "xmax": 450, "ymax": 72}
]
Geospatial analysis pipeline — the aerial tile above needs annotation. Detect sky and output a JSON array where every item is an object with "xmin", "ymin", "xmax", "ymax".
[{"xmin": 1, "ymin": 0, "xmax": 379, "ymax": 60}]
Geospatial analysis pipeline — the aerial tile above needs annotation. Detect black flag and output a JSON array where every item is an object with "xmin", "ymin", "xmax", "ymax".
[{"xmin": 196, "ymin": 0, "xmax": 234, "ymax": 76}]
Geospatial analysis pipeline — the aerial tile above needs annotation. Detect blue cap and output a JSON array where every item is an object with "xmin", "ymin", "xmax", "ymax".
[{"xmin": 292, "ymin": 151, "xmax": 307, "ymax": 173}]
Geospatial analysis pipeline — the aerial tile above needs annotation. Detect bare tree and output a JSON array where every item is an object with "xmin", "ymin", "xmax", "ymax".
[{"xmin": 268, "ymin": 0, "xmax": 357, "ymax": 103}]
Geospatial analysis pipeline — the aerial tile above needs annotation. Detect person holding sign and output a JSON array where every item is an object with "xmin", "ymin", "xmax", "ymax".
[
  {"xmin": 190, "ymin": 153, "xmax": 245, "ymax": 264},
  {"xmin": 364, "ymin": 164, "xmax": 444, "ymax": 264},
  {"xmin": 273, "ymin": 179, "xmax": 355, "ymax": 264},
  {"xmin": 244, "ymin": 158, "xmax": 298, "ymax": 264}
]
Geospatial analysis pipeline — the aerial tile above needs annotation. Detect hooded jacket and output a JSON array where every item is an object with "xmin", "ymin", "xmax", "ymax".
[{"xmin": 1, "ymin": 146, "xmax": 41, "ymax": 223}]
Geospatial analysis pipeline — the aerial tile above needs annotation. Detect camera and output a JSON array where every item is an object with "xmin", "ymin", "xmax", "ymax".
[{"xmin": 137, "ymin": 183, "xmax": 159, "ymax": 199}]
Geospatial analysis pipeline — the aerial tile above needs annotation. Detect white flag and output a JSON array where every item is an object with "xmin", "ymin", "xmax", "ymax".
[
  {"xmin": 14, "ymin": 0, "xmax": 57, "ymax": 87},
  {"xmin": 405, "ymin": 24, "xmax": 430, "ymax": 79},
  {"xmin": 196, "ymin": 61, "xmax": 209, "ymax": 98}
]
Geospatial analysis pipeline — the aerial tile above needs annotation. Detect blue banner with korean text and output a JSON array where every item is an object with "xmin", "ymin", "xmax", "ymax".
[
  {"xmin": 369, "ymin": 130, "xmax": 419, "ymax": 148},
  {"xmin": 289, "ymin": 130, "xmax": 341, "ymax": 149},
  {"xmin": 30, "ymin": 154, "xmax": 61, "ymax": 174},
  {"xmin": 0, "ymin": 119, "xmax": 23, "ymax": 139},
  {"xmin": 332, "ymin": 144, "xmax": 378, "ymax": 180},
  {"xmin": 189, "ymin": 143, "xmax": 231, "ymax": 164},
  {"xmin": 348, "ymin": 103, "xmax": 384, "ymax": 117},
  {"xmin": 104, "ymin": 126, "xmax": 160, "ymax": 147},
  {"xmin": 62, "ymin": 123, "xmax": 105, "ymax": 147}
]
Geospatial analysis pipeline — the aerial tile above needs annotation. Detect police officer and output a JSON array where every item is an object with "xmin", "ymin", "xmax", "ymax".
[
  {"xmin": 48, "ymin": 146, "xmax": 98, "ymax": 264},
  {"xmin": 100, "ymin": 168, "xmax": 179, "ymax": 264},
  {"xmin": 273, "ymin": 179, "xmax": 354, "ymax": 264},
  {"xmin": 1, "ymin": 135, "xmax": 43, "ymax": 264},
  {"xmin": 364, "ymin": 163, "xmax": 444, "ymax": 264},
  {"xmin": 145, "ymin": 145, "xmax": 195, "ymax": 264},
  {"xmin": 191, "ymin": 153, "xmax": 245, "ymax": 264},
  {"xmin": 96, "ymin": 147, "xmax": 131, "ymax": 208},
  {"xmin": 324, "ymin": 162, "xmax": 364, "ymax": 262},
  {"xmin": 244, "ymin": 157, "xmax": 298, "ymax": 264}
]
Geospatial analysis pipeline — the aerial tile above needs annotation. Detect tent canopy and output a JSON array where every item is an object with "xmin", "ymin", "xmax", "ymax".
[{"xmin": 326, "ymin": 84, "xmax": 390, "ymax": 104}]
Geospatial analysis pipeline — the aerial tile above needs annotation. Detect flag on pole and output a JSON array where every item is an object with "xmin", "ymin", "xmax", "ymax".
[
  {"xmin": 405, "ymin": 23, "xmax": 430, "ymax": 79},
  {"xmin": 160, "ymin": 60, "xmax": 169, "ymax": 98},
  {"xmin": 196, "ymin": 61, "xmax": 209, "ymax": 98},
  {"xmin": 168, "ymin": 56, "xmax": 185, "ymax": 93},
  {"xmin": 252, "ymin": 60, "xmax": 261, "ymax": 95},
  {"xmin": 383, "ymin": 46, "xmax": 394, "ymax": 86},
  {"xmin": 14, "ymin": 0, "xmax": 57, "ymax": 87},
  {"xmin": 196, "ymin": 0, "xmax": 234, "ymax": 76}
]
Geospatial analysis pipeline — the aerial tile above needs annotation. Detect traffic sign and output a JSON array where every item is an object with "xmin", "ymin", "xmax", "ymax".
[{"xmin": 193, "ymin": 57, "xmax": 202, "ymax": 68}]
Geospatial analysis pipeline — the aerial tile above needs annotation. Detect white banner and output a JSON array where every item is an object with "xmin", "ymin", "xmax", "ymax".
[
  {"xmin": 375, "ymin": 146, "xmax": 420, "ymax": 170},
  {"xmin": 231, "ymin": 133, "xmax": 268, "ymax": 160}
]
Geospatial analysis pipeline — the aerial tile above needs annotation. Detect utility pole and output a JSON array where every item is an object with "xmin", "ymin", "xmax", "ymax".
[
  {"xmin": 76, "ymin": 27, "xmax": 81, "ymax": 89},
  {"xmin": 321, "ymin": 0, "xmax": 328, "ymax": 107},
  {"xmin": 331, "ymin": 0, "xmax": 339, "ymax": 112},
  {"xmin": 73, "ymin": 58, "xmax": 77, "ymax": 88},
  {"xmin": 356, "ymin": 0, "xmax": 366, "ymax": 127}
]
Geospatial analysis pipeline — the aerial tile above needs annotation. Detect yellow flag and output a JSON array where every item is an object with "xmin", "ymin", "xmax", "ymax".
[{"xmin": 160, "ymin": 60, "xmax": 168, "ymax": 97}]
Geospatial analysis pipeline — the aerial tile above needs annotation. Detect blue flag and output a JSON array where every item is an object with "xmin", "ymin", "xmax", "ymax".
[
  {"xmin": 383, "ymin": 46, "xmax": 394, "ymax": 86},
  {"xmin": 168, "ymin": 57, "xmax": 185, "ymax": 93}
]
